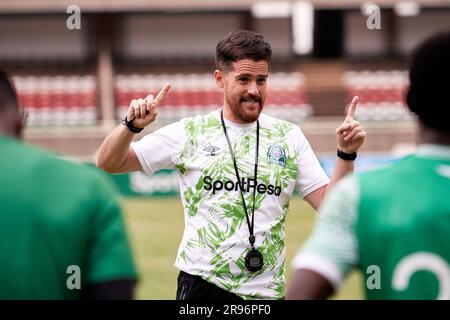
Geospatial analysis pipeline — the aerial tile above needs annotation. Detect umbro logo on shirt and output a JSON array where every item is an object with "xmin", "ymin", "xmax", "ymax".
[{"xmin": 203, "ymin": 145, "xmax": 220, "ymax": 157}]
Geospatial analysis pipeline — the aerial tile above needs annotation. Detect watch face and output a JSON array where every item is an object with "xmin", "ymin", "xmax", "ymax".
[
  {"xmin": 250, "ymin": 257, "xmax": 261, "ymax": 265},
  {"xmin": 245, "ymin": 248, "xmax": 264, "ymax": 272}
]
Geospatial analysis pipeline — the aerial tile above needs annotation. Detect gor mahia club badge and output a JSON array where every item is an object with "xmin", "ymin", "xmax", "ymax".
[{"xmin": 267, "ymin": 144, "xmax": 286, "ymax": 167}]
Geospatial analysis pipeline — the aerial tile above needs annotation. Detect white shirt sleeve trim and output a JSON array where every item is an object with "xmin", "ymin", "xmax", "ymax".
[
  {"xmin": 291, "ymin": 252, "xmax": 344, "ymax": 290},
  {"xmin": 301, "ymin": 178, "xmax": 330, "ymax": 198}
]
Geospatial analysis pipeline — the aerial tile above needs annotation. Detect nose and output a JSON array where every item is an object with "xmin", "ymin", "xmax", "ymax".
[{"xmin": 247, "ymin": 81, "xmax": 258, "ymax": 96}]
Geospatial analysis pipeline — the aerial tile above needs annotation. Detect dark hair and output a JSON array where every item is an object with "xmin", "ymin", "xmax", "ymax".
[
  {"xmin": 215, "ymin": 30, "xmax": 272, "ymax": 71},
  {"xmin": 0, "ymin": 71, "xmax": 18, "ymax": 112},
  {"xmin": 406, "ymin": 32, "xmax": 450, "ymax": 133}
]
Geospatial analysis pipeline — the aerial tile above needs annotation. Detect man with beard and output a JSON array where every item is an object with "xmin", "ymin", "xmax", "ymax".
[{"xmin": 96, "ymin": 30, "xmax": 366, "ymax": 300}]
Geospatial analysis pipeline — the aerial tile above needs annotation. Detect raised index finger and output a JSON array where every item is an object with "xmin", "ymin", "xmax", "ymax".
[
  {"xmin": 154, "ymin": 83, "xmax": 171, "ymax": 105},
  {"xmin": 345, "ymin": 96, "xmax": 359, "ymax": 121}
]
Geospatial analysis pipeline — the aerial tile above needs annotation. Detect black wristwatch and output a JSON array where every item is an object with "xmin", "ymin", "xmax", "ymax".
[
  {"xmin": 122, "ymin": 116, "xmax": 144, "ymax": 133},
  {"xmin": 337, "ymin": 149, "xmax": 357, "ymax": 161}
]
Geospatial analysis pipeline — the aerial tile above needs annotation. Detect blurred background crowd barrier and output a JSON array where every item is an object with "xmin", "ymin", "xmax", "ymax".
[{"xmin": 1, "ymin": 0, "xmax": 448, "ymax": 189}]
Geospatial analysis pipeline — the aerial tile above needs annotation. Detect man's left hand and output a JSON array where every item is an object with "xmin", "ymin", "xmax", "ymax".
[{"xmin": 335, "ymin": 96, "xmax": 366, "ymax": 153}]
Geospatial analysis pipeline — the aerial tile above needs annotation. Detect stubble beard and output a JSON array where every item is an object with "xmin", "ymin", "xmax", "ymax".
[{"xmin": 227, "ymin": 96, "xmax": 264, "ymax": 123}]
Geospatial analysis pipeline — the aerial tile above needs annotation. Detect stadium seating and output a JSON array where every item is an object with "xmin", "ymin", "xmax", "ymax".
[
  {"xmin": 342, "ymin": 70, "xmax": 414, "ymax": 121},
  {"xmin": 13, "ymin": 75, "xmax": 98, "ymax": 126},
  {"xmin": 13, "ymin": 72, "xmax": 311, "ymax": 127},
  {"xmin": 115, "ymin": 72, "xmax": 312, "ymax": 125},
  {"xmin": 12, "ymin": 70, "xmax": 415, "ymax": 127}
]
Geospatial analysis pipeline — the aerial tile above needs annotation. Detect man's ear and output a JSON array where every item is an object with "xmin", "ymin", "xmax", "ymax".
[{"xmin": 214, "ymin": 70, "xmax": 224, "ymax": 89}]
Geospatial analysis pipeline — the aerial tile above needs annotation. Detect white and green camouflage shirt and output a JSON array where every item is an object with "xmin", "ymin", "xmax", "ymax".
[{"xmin": 131, "ymin": 109, "xmax": 329, "ymax": 299}]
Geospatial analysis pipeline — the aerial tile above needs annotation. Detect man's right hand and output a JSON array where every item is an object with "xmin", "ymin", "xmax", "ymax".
[{"xmin": 127, "ymin": 83, "xmax": 171, "ymax": 129}]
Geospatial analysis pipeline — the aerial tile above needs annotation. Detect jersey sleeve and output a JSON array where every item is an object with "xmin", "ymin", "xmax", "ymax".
[
  {"xmin": 294, "ymin": 126, "xmax": 330, "ymax": 197},
  {"xmin": 130, "ymin": 121, "xmax": 185, "ymax": 175},
  {"xmin": 86, "ymin": 173, "xmax": 138, "ymax": 284},
  {"xmin": 291, "ymin": 176, "xmax": 360, "ymax": 290}
]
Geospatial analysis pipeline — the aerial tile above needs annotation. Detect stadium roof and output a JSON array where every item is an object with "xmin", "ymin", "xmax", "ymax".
[{"xmin": 1, "ymin": 0, "xmax": 450, "ymax": 13}]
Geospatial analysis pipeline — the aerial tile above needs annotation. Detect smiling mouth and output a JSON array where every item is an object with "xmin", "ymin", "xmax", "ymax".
[{"xmin": 240, "ymin": 98, "xmax": 261, "ymax": 104}]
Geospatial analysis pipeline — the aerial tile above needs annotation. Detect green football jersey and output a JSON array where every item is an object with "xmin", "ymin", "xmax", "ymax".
[
  {"xmin": 0, "ymin": 136, "xmax": 137, "ymax": 299},
  {"xmin": 292, "ymin": 144, "xmax": 450, "ymax": 299}
]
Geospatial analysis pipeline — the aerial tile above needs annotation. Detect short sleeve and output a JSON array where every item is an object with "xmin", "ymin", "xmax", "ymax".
[
  {"xmin": 291, "ymin": 176, "xmax": 360, "ymax": 290},
  {"xmin": 130, "ymin": 121, "xmax": 185, "ymax": 175},
  {"xmin": 294, "ymin": 127, "xmax": 330, "ymax": 197},
  {"xmin": 86, "ymin": 174, "xmax": 137, "ymax": 284}
]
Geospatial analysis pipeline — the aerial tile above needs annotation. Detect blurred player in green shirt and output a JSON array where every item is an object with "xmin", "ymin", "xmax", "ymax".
[
  {"xmin": 0, "ymin": 71, "xmax": 137, "ymax": 299},
  {"xmin": 287, "ymin": 32, "xmax": 450, "ymax": 300}
]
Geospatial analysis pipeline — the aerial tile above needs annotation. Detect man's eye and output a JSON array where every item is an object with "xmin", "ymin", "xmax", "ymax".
[
  {"xmin": 239, "ymin": 78, "xmax": 249, "ymax": 82},
  {"xmin": 258, "ymin": 78, "xmax": 267, "ymax": 84}
]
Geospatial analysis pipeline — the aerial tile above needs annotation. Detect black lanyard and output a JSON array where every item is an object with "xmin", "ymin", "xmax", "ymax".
[{"xmin": 220, "ymin": 110, "xmax": 259, "ymax": 248}]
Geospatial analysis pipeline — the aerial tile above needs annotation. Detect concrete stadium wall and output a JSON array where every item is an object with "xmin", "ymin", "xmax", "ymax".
[{"xmin": 0, "ymin": 15, "xmax": 89, "ymax": 61}]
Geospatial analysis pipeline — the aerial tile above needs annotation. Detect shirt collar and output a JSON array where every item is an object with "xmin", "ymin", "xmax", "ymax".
[
  {"xmin": 416, "ymin": 144, "xmax": 450, "ymax": 160},
  {"xmin": 215, "ymin": 109, "xmax": 257, "ymax": 129}
]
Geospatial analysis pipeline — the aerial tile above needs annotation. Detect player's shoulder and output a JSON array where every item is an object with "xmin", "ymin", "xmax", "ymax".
[
  {"xmin": 259, "ymin": 112, "xmax": 300, "ymax": 133},
  {"xmin": 22, "ymin": 143, "xmax": 113, "ymax": 187},
  {"xmin": 180, "ymin": 109, "xmax": 223, "ymax": 132},
  {"xmin": 353, "ymin": 155, "xmax": 418, "ymax": 200},
  {"xmin": 182, "ymin": 109, "xmax": 221, "ymax": 124},
  {"xmin": 358, "ymin": 155, "xmax": 412, "ymax": 182}
]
